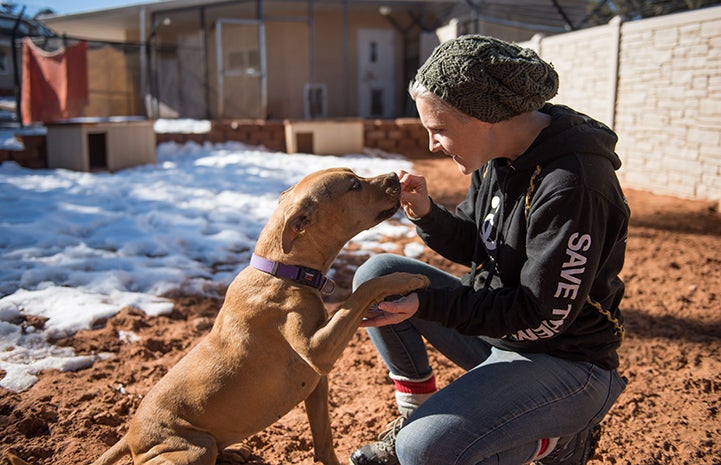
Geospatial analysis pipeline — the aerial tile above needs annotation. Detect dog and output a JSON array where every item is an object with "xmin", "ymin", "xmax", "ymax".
[{"xmin": 91, "ymin": 168, "xmax": 430, "ymax": 465}]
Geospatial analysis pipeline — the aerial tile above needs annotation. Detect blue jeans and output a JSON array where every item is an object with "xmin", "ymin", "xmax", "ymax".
[{"xmin": 353, "ymin": 254, "xmax": 626, "ymax": 465}]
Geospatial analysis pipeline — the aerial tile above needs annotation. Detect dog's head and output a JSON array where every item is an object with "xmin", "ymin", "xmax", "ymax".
[{"xmin": 276, "ymin": 168, "xmax": 400, "ymax": 255}]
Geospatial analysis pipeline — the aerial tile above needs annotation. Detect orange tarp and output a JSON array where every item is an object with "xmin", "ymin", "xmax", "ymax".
[{"xmin": 21, "ymin": 38, "xmax": 88, "ymax": 125}]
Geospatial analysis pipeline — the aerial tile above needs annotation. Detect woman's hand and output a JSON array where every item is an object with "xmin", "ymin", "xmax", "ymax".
[
  {"xmin": 361, "ymin": 293, "xmax": 420, "ymax": 327},
  {"xmin": 397, "ymin": 170, "xmax": 432, "ymax": 220}
]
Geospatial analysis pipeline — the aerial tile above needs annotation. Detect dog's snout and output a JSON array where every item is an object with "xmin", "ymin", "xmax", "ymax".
[{"xmin": 382, "ymin": 172, "xmax": 401, "ymax": 196}]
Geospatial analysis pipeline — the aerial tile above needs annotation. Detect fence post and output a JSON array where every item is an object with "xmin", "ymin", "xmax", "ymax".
[
  {"xmin": 11, "ymin": 8, "xmax": 26, "ymax": 127},
  {"xmin": 608, "ymin": 16, "xmax": 623, "ymax": 130},
  {"xmin": 529, "ymin": 32, "xmax": 544, "ymax": 55}
]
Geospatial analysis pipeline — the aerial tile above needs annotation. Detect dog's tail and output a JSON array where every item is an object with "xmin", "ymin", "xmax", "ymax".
[{"xmin": 90, "ymin": 435, "xmax": 130, "ymax": 465}]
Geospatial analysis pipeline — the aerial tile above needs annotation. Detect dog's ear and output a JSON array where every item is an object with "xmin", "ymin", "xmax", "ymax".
[
  {"xmin": 281, "ymin": 198, "xmax": 315, "ymax": 254},
  {"xmin": 281, "ymin": 211, "xmax": 307, "ymax": 254},
  {"xmin": 278, "ymin": 185, "xmax": 293, "ymax": 202}
]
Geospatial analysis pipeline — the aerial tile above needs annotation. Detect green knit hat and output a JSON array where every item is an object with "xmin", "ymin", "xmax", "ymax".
[{"xmin": 415, "ymin": 35, "xmax": 559, "ymax": 123}]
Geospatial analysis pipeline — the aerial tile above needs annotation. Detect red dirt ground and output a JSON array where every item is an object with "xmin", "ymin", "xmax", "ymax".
[{"xmin": 1, "ymin": 157, "xmax": 720, "ymax": 465}]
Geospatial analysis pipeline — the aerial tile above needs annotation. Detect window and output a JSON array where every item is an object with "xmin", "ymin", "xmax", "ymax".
[{"xmin": 0, "ymin": 50, "xmax": 8, "ymax": 74}]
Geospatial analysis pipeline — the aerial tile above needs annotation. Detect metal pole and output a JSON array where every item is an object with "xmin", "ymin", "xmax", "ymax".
[
  {"xmin": 139, "ymin": 7, "xmax": 149, "ymax": 118},
  {"xmin": 12, "ymin": 6, "xmax": 26, "ymax": 126},
  {"xmin": 259, "ymin": 1, "xmax": 267, "ymax": 119},
  {"xmin": 343, "ymin": 0, "xmax": 349, "ymax": 116},
  {"xmin": 216, "ymin": 20, "xmax": 224, "ymax": 118},
  {"xmin": 199, "ymin": 6, "xmax": 210, "ymax": 119},
  {"xmin": 308, "ymin": 0, "xmax": 315, "ymax": 86}
]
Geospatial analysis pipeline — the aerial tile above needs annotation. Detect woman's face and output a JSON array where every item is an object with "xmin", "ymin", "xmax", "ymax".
[{"xmin": 416, "ymin": 95, "xmax": 496, "ymax": 175}]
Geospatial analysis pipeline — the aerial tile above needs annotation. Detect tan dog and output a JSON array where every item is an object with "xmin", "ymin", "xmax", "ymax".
[{"xmin": 91, "ymin": 168, "xmax": 430, "ymax": 465}]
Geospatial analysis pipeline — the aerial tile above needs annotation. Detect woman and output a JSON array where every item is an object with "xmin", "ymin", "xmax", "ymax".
[{"xmin": 350, "ymin": 35, "xmax": 628, "ymax": 465}]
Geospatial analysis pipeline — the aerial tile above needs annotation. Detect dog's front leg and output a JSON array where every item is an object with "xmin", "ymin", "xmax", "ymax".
[
  {"xmin": 293, "ymin": 272, "xmax": 430, "ymax": 374},
  {"xmin": 304, "ymin": 375, "xmax": 340, "ymax": 465}
]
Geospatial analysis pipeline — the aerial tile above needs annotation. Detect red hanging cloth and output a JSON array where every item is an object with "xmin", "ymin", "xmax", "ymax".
[{"xmin": 21, "ymin": 38, "xmax": 89, "ymax": 125}]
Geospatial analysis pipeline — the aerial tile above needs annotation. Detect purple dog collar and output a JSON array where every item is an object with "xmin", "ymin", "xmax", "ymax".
[{"xmin": 250, "ymin": 253, "xmax": 336, "ymax": 295}]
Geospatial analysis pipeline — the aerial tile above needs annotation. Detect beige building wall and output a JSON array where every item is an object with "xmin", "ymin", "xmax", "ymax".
[
  {"xmin": 299, "ymin": 9, "xmax": 401, "ymax": 120},
  {"xmin": 312, "ymin": 10, "xmax": 350, "ymax": 118},
  {"xmin": 266, "ymin": 20, "xmax": 310, "ymax": 119},
  {"xmin": 523, "ymin": 6, "xmax": 721, "ymax": 206},
  {"xmin": 84, "ymin": 45, "xmax": 143, "ymax": 117},
  {"xmin": 202, "ymin": 4, "xmax": 397, "ymax": 119}
]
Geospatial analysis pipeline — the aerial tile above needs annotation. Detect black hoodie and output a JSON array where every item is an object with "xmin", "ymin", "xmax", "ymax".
[{"xmin": 413, "ymin": 104, "xmax": 628, "ymax": 370}]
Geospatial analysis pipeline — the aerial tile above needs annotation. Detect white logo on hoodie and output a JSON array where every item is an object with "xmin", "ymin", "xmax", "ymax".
[{"xmin": 480, "ymin": 196, "xmax": 501, "ymax": 251}]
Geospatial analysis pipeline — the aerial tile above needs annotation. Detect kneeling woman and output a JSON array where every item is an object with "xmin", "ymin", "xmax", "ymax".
[{"xmin": 350, "ymin": 35, "xmax": 628, "ymax": 465}]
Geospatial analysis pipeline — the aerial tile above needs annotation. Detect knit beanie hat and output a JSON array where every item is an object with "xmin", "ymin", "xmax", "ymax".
[{"xmin": 415, "ymin": 35, "xmax": 559, "ymax": 123}]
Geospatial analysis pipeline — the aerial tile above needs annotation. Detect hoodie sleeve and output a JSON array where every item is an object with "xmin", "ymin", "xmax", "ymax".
[
  {"xmin": 412, "ymin": 170, "xmax": 488, "ymax": 268},
  {"xmin": 415, "ymin": 182, "xmax": 612, "ymax": 340}
]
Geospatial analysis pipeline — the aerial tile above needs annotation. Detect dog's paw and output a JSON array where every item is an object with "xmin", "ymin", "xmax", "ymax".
[
  {"xmin": 376, "ymin": 272, "xmax": 431, "ymax": 296},
  {"xmin": 411, "ymin": 273, "xmax": 431, "ymax": 289},
  {"xmin": 353, "ymin": 273, "xmax": 430, "ymax": 308},
  {"xmin": 218, "ymin": 442, "xmax": 253, "ymax": 464}
]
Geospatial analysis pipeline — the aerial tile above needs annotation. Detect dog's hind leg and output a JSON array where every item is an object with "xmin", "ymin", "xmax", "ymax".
[
  {"xmin": 2, "ymin": 453, "xmax": 31, "ymax": 465},
  {"xmin": 217, "ymin": 442, "xmax": 253, "ymax": 464},
  {"xmin": 90, "ymin": 436, "xmax": 130, "ymax": 465},
  {"xmin": 139, "ymin": 434, "xmax": 218, "ymax": 465}
]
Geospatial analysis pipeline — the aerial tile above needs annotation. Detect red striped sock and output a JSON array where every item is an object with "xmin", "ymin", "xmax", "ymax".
[
  {"xmin": 531, "ymin": 437, "xmax": 559, "ymax": 461},
  {"xmin": 393, "ymin": 375, "xmax": 437, "ymax": 394},
  {"xmin": 391, "ymin": 374, "xmax": 437, "ymax": 416},
  {"xmin": 537, "ymin": 438, "xmax": 551, "ymax": 456}
]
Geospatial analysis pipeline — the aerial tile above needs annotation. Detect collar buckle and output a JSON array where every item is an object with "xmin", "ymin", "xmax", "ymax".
[{"xmin": 320, "ymin": 278, "xmax": 336, "ymax": 296}]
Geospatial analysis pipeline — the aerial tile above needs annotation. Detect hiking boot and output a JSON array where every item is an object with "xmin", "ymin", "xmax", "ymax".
[
  {"xmin": 349, "ymin": 416, "xmax": 405, "ymax": 465},
  {"xmin": 535, "ymin": 423, "xmax": 602, "ymax": 465}
]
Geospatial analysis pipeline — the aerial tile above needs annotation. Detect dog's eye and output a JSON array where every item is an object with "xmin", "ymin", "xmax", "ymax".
[{"xmin": 350, "ymin": 179, "xmax": 362, "ymax": 191}]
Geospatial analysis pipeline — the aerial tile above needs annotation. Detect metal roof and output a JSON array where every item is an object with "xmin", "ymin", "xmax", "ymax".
[{"xmin": 40, "ymin": 0, "xmax": 599, "ymax": 42}]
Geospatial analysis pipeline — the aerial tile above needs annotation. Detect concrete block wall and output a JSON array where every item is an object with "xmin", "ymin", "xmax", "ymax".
[
  {"xmin": 615, "ymin": 9, "xmax": 721, "ymax": 202},
  {"xmin": 153, "ymin": 118, "xmax": 434, "ymax": 159},
  {"xmin": 155, "ymin": 121, "xmax": 282, "ymax": 150},
  {"xmin": 0, "ymin": 135, "xmax": 47, "ymax": 169},
  {"xmin": 156, "ymin": 120, "xmax": 287, "ymax": 153},
  {"xmin": 526, "ymin": 20, "xmax": 621, "ymax": 129},
  {"xmin": 523, "ymin": 6, "xmax": 721, "ymax": 206},
  {"xmin": 214, "ymin": 120, "xmax": 287, "ymax": 153},
  {"xmin": 4, "ymin": 118, "xmax": 433, "ymax": 170},
  {"xmin": 364, "ymin": 119, "xmax": 434, "ymax": 159}
]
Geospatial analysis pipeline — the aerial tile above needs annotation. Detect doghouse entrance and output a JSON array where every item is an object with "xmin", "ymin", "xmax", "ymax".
[
  {"xmin": 87, "ymin": 132, "xmax": 108, "ymax": 171},
  {"xmin": 295, "ymin": 132, "xmax": 313, "ymax": 154}
]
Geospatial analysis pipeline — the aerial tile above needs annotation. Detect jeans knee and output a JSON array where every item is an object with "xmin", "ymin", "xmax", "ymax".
[
  {"xmin": 395, "ymin": 418, "xmax": 442, "ymax": 464},
  {"xmin": 353, "ymin": 253, "xmax": 408, "ymax": 289},
  {"xmin": 395, "ymin": 425, "xmax": 422, "ymax": 464}
]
